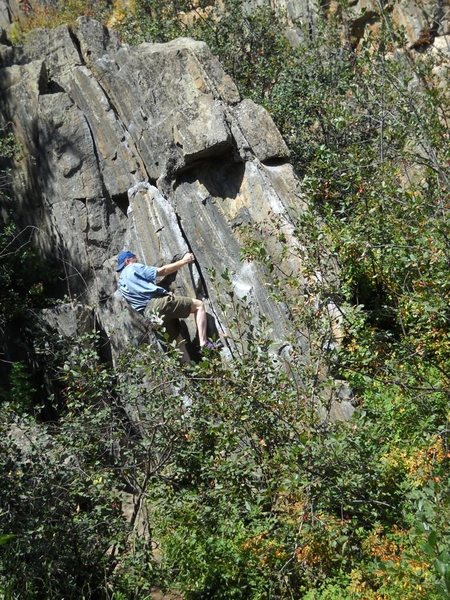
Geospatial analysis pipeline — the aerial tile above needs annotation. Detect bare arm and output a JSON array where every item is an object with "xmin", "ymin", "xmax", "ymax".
[{"xmin": 156, "ymin": 252, "xmax": 195, "ymax": 277}]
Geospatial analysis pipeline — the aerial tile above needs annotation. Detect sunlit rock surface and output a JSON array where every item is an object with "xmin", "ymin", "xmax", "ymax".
[{"xmin": 0, "ymin": 14, "xmax": 349, "ymax": 418}]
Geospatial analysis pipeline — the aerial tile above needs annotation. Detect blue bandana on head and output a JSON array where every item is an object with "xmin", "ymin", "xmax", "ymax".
[{"xmin": 116, "ymin": 250, "xmax": 136, "ymax": 272}]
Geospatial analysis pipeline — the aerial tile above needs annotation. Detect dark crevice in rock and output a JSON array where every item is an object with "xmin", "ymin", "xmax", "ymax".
[
  {"xmin": 37, "ymin": 61, "xmax": 50, "ymax": 95},
  {"xmin": 175, "ymin": 140, "xmax": 235, "ymax": 176},
  {"xmin": 261, "ymin": 157, "xmax": 289, "ymax": 167},
  {"xmin": 45, "ymin": 80, "xmax": 65, "ymax": 94},
  {"xmin": 0, "ymin": 46, "xmax": 16, "ymax": 68},
  {"xmin": 230, "ymin": 207, "xmax": 252, "ymax": 230},
  {"xmin": 68, "ymin": 26, "xmax": 85, "ymax": 66},
  {"xmin": 176, "ymin": 155, "xmax": 245, "ymax": 200},
  {"xmin": 112, "ymin": 191, "xmax": 129, "ymax": 216},
  {"xmin": 83, "ymin": 114, "xmax": 109, "ymax": 197},
  {"xmin": 94, "ymin": 314, "xmax": 114, "ymax": 367},
  {"xmin": 0, "ymin": 28, "xmax": 11, "ymax": 45}
]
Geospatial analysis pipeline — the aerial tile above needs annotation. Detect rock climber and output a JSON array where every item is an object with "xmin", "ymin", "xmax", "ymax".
[{"xmin": 116, "ymin": 250, "xmax": 220, "ymax": 351}]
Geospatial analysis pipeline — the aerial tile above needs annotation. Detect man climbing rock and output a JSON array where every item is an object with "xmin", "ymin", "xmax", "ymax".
[{"xmin": 116, "ymin": 250, "xmax": 220, "ymax": 351}]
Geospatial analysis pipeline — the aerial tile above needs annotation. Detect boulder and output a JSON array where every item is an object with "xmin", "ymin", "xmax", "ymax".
[
  {"xmin": 1, "ymin": 18, "xmax": 314, "ymax": 344},
  {"xmin": 230, "ymin": 99, "xmax": 290, "ymax": 162},
  {"xmin": 0, "ymin": 16, "xmax": 346, "ymax": 419}
]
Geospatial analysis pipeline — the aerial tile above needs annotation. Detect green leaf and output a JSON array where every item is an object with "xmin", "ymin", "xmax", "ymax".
[
  {"xmin": 434, "ymin": 559, "xmax": 449, "ymax": 577},
  {"xmin": 0, "ymin": 534, "xmax": 15, "ymax": 545}
]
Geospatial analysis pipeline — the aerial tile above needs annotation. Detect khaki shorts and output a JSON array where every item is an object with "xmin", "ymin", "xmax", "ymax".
[{"xmin": 144, "ymin": 294, "xmax": 192, "ymax": 321}]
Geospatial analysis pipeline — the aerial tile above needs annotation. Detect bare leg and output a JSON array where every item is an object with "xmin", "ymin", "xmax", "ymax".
[{"xmin": 191, "ymin": 299, "xmax": 207, "ymax": 346}]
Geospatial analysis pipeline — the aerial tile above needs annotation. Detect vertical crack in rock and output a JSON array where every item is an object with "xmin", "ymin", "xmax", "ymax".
[
  {"xmin": 126, "ymin": 183, "xmax": 200, "ymax": 286},
  {"xmin": 123, "ymin": 182, "xmax": 230, "ymax": 350},
  {"xmin": 67, "ymin": 26, "xmax": 86, "ymax": 67},
  {"xmin": 82, "ymin": 115, "xmax": 108, "ymax": 199},
  {"xmin": 173, "ymin": 209, "xmax": 230, "ymax": 348},
  {"xmin": 174, "ymin": 212, "xmax": 207, "ymax": 298}
]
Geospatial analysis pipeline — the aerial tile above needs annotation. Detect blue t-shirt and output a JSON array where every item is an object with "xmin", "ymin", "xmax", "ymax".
[{"xmin": 118, "ymin": 262, "xmax": 167, "ymax": 312}]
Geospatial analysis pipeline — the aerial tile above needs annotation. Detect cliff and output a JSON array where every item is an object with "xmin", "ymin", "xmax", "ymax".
[{"xmin": 0, "ymin": 15, "xmax": 350, "ymax": 418}]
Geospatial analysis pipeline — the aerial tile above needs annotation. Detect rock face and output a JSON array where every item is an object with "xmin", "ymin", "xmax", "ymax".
[
  {"xmin": 0, "ymin": 15, "xmax": 349, "ymax": 414},
  {"xmin": 0, "ymin": 19, "xmax": 307, "ymax": 340}
]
